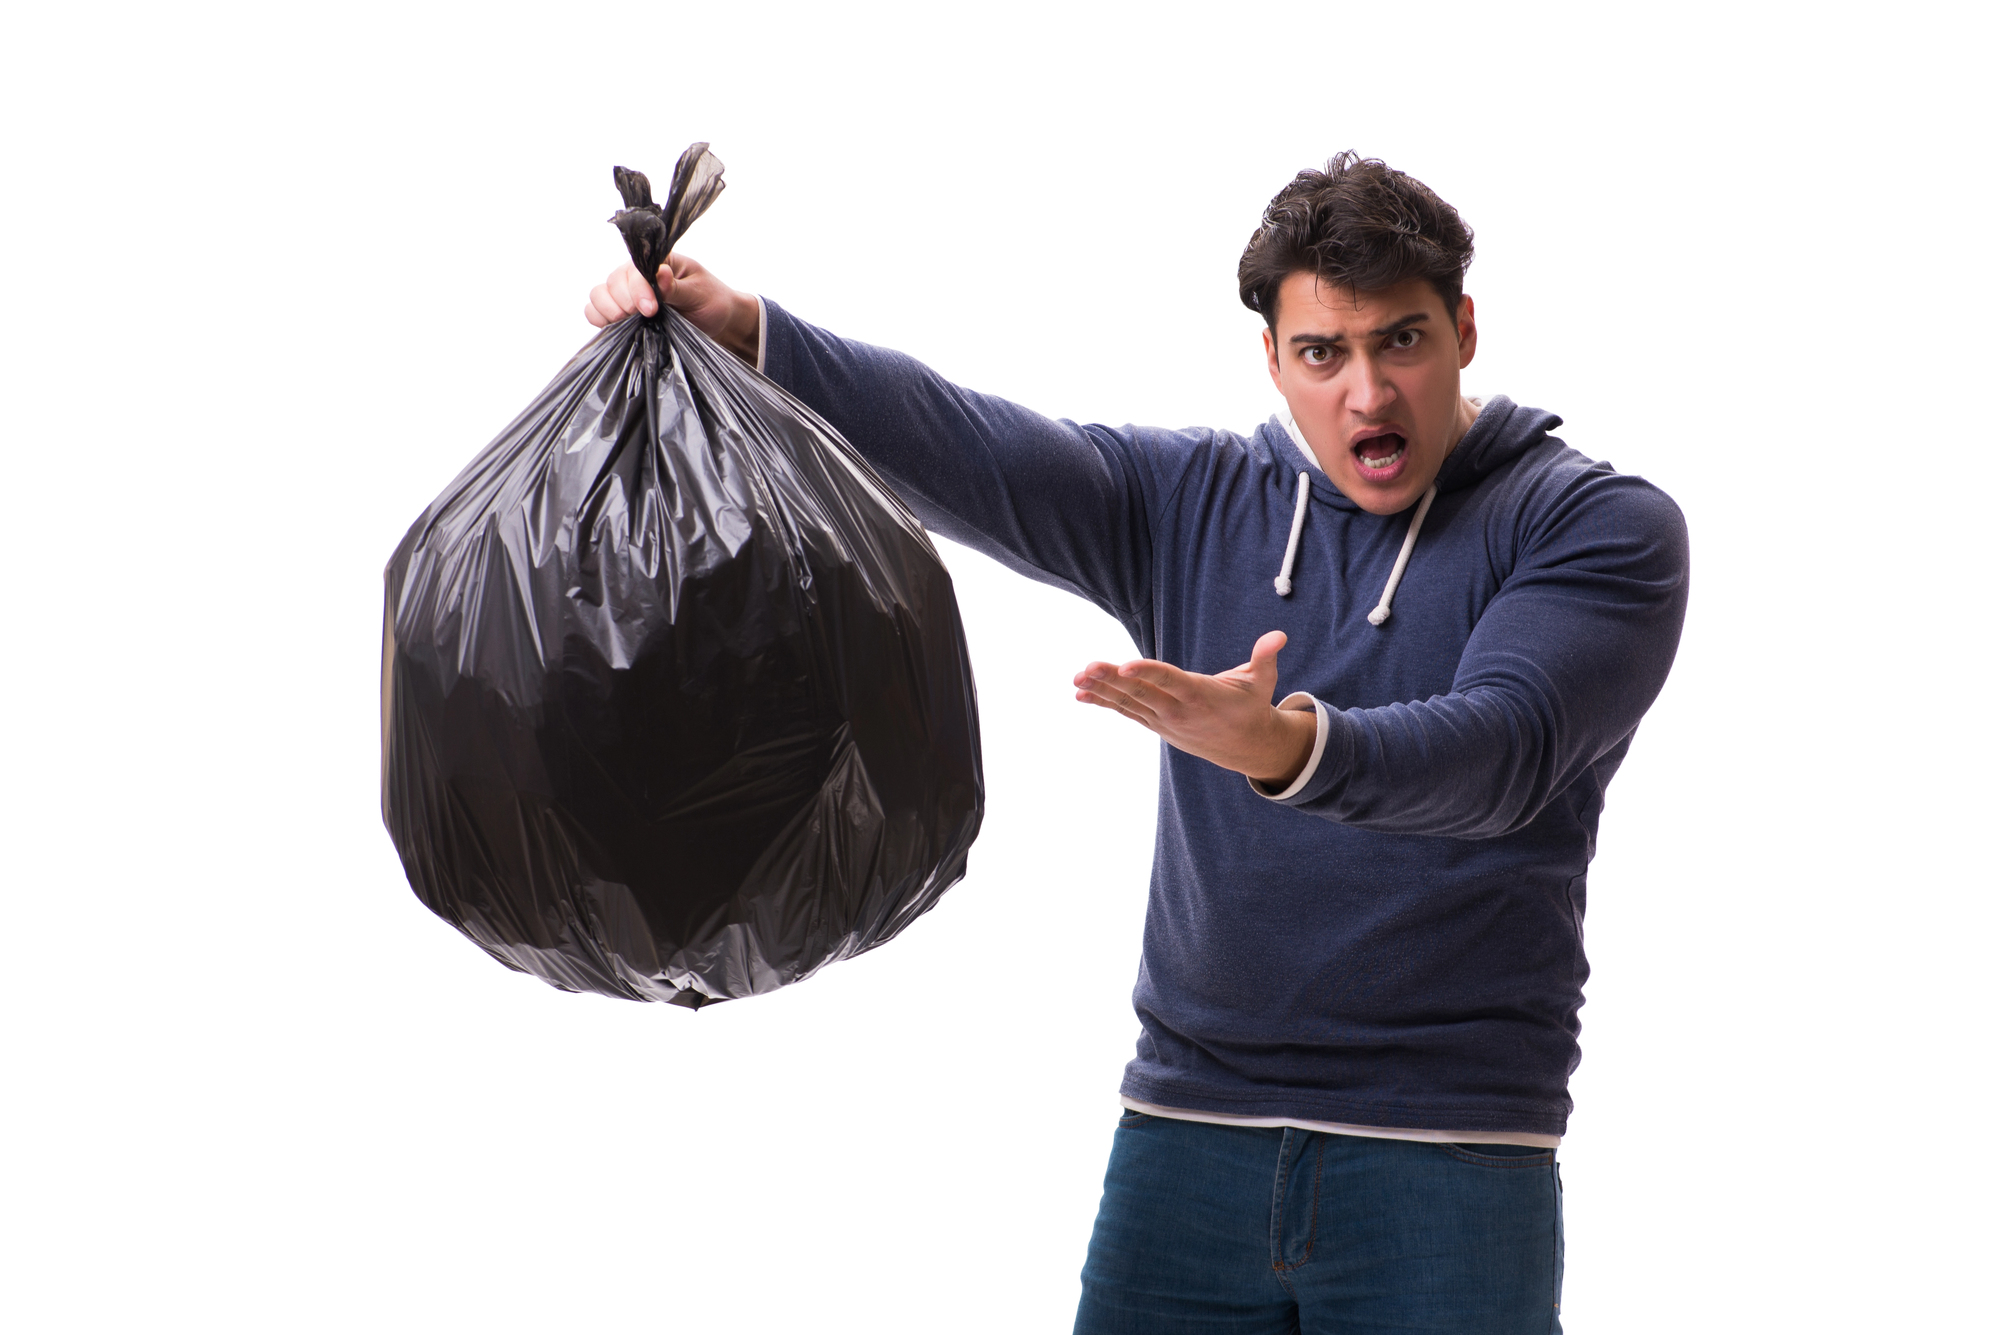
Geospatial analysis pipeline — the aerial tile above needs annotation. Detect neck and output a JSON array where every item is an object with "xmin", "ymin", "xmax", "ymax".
[{"xmin": 1443, "ymin": 394, "xmax": 1481, "ymax": 457}]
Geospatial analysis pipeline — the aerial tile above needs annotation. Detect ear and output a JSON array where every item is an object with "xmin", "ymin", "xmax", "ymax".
[
  {"xmin": 1455, "ymin": 295, "xmax": 1478, "ymax": 369},
  {"xmin": 1263, "ymin": 326, "xmax": 1284, "ymax": 390}
]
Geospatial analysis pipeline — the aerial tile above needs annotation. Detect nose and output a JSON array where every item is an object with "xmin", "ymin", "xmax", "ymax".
[{"xmin": 1348, "ymin": 355, "xmax": 1397, "ymax": 418}]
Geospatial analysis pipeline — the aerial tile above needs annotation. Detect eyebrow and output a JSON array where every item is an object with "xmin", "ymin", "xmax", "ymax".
[{"xmin": 1288, "ymin": 312, "xmax": 1431, "ymax": 346}]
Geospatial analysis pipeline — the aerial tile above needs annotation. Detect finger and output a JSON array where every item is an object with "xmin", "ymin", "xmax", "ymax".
[
  {"xmin": 1072, "ymin": 660, "xmax": 1125, "ymax": 688},
  {"xmin": 587, "ymin": 284, "xmax": 627, "ymax": 326},
  {"xmin": 1075, "ymin": 678, "xmax": 1159, "ymax": 722},
  {"xmin": 1115, "ymin": 659, "xmax": 1200, "ymax": 707},
  {"xmin": 1076, "ymin": 676, "xmax": 1155, "ymax": 714},
  {"xmin": 608, "ymin": 263, "xmax": 657, "ymax": 316},
  {"xmin": 1075, "ymin": 689, "xmax": 1157, "ymax": 730},
  {"xmin": 602, "ymin": 267, "xmax": 634, "ymax": 314},
  {"xmin": 1077, "ymin": 661, "xmax": 1162, "ymax": 707},
  {"xmin": 1248, "ymin": 629, "xmax": 1287, "ymax": 687},
  {"xmin": 629, "ymin": 265, "xmax": 660, "ymax": 316},
  {"xmin": 1220, "ymin": 629, "xmax": 1289, "ymax": 681}
]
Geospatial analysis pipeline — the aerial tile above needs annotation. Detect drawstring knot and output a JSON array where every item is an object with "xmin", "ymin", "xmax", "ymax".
[{"xmin": 1366, "ymin": 485, "xmax": 1436, "ymax": 625}]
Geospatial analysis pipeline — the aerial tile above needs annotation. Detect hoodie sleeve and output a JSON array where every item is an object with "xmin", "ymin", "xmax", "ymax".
[
  {"xmin": 1277, "ymin": 465, "xmax": 1691, "ymax": 838},
  {"xmin": 759, "ymin": 298, "xmax": 1183, "ymax": 633}
]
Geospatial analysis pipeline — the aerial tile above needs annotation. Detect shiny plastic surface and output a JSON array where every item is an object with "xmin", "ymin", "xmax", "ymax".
[{"xmin": 381, "ymin": 145, "xmax": 983, "ymax": 1006}]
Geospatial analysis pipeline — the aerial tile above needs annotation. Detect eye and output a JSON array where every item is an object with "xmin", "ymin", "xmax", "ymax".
[
  {"xmin": 1300, "ymin": 345, "xmax": 1334, "ymax": 365},
  {"xmin": 1390, "ymin": 328, "xmax": 1422, "ymax": 349}
]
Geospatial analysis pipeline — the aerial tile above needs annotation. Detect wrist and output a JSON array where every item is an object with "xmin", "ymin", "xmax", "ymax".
[
  {"xmin": 718, "ymin": 290, "xmax": 763, "ymax": 366},
  {"xmin": 1248, "ymin": 705, "xmax": 1317, "ymax": 788}
]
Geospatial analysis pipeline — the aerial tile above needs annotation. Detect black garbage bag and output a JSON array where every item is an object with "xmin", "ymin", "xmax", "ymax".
[{"xmin": 380, "ymin": 144, "xmax": 983, "ymax": 1007}]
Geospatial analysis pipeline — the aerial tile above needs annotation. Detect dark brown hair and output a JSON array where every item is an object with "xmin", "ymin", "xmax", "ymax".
[{"xmin": 1238, "ymin": 153, "xmax": 1474, "ymax": 330}]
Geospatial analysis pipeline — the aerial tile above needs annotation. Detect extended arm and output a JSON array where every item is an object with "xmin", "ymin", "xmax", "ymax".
[{"xmin": 588, "ymin": 259, "xmax": 1179, "ymax": 629}]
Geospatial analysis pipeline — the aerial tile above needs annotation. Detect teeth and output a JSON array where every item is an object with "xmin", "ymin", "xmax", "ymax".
[{"xmin": 1358, "ymin": 443, "xmax": 1406, "ymax": 469}]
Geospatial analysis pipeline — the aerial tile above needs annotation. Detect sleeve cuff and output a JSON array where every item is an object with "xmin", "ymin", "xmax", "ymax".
[
  {"xmin": 1247, "ymin": 692, "xmax": 1328, "ymax": 801},
  {"xmin": 753, "ymin": 294, "xmax": 769, "ymax": 374}
]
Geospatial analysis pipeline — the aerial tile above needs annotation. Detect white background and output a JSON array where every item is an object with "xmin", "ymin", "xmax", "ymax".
[{"xmin": 3, "ymin": 2, "xmax": 1993, "ymax": 1330}]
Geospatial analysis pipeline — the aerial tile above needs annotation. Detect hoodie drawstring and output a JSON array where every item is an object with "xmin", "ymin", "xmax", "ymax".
[
  {"xmin": 1273, "ymin": 471, "xmax": 1310, "ymax": 596},
  {"xmin": 1366, "ymin": 484, "xmax": 1437, "ymax": 625},
  {"xmin": 1270, "ymin": 473, "xmax": 1438, "ymax": 627}
]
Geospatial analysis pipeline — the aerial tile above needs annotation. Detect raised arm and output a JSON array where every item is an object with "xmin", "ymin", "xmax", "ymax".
[
  {"xmin": 587, "ymin": 258, "xmax": 1189, "ymax": 632},
  {"xmin": 760, "ymin": 299, "xmax": 1185, "ymax": 628}
]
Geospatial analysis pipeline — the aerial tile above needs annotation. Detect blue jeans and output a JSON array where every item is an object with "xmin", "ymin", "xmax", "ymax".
[{"xmin": 1074, "ymin": 1111, "xmax": 1564, "ymax": 1334}]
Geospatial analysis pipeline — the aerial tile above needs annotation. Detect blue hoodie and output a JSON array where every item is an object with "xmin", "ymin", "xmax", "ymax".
[{"xmin": 761, "ymin": 301, "xmax": 1689, "ymax": 1137}]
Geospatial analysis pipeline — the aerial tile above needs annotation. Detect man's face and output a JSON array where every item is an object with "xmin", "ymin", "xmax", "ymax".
[{"xmin": 1262, "ymin": 273, "xmax": 1478, "ymax": 516}]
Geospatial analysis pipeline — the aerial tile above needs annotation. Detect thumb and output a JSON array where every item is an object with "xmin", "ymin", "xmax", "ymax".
[{"xmin": 1249, "ymin": 630, "xmax": 1287, "ymax": 697}]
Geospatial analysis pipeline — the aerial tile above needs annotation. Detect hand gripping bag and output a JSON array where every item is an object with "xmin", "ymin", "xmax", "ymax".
[{"xmin": 381, "ymin": 145, "xmax": 983, "ymax": 1006}]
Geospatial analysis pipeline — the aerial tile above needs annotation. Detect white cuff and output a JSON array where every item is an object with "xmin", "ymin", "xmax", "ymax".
[
  {"xmin": 1247, "ymin": 693, "xmax": 1328, "ymax": 802},
  {"xmin": 753, "ymin": 294, "xmax": 769, "ymax": 374}
]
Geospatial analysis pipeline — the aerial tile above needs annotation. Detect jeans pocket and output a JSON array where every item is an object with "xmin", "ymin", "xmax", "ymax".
[
  {"xmin": 1117, "ymin": 1109, "xmax": 1155, "ymax": 1129},
  {"xmin": 1441, "ymin": 1142, "xmax": 1555, "ymax": 1167}
]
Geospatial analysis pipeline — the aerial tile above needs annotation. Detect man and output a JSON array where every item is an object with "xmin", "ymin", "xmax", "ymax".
[{"xmin": 587, "ymin": 154, "xmax": 1688, "ymax": 1333}]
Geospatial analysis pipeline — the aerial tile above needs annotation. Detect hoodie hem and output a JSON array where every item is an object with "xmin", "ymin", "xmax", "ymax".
[{"xmin": 1119, "ymin": 1072, "xmax": 1571, "ymax": 1139}]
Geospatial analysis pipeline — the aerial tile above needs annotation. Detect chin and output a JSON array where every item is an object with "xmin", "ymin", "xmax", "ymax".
[
  {"xmin": 1335, "ymin": 474, "xmax": 1425, "ymax": 516},
  {"xmin": 1354, "ymin": 494, "xmax": 1417, "ymax": 517}
]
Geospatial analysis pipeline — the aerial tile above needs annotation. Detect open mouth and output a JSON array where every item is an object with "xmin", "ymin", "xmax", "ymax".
[{"xmin": 1352, "ymin": 432, "xmax": 1408, "ymax": 474}]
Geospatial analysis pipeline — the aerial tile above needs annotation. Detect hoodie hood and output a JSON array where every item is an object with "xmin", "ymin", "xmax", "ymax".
[{"xmin": 1435, "ymin": 396, "xmax": 1563, "ymax": 493}]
